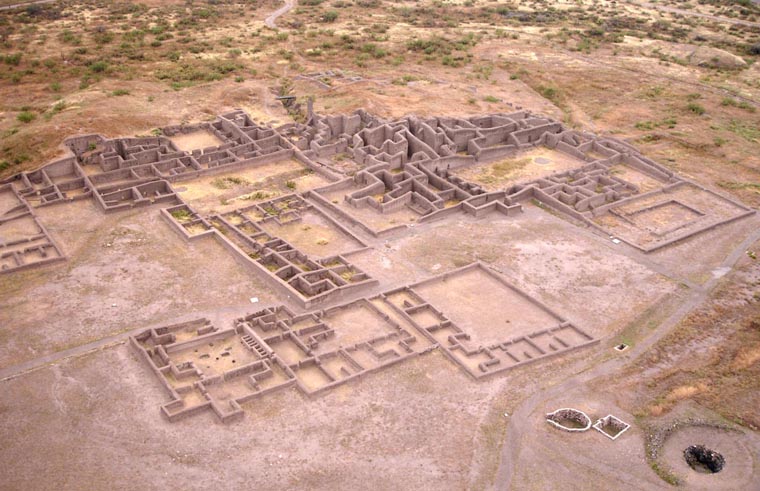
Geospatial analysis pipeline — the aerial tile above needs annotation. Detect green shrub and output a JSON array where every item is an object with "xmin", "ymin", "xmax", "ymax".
[
  {"xmin": 59, "ymin": 29, "xmax": 81, "ymax": 45},
  {"xmin": 392, "ymin": 74, "xmax": 419, "ymax": 85},
  {"xmin": 321, "ymin": 10, "xmax": 339, "ymax": 22},
  {"xmin": 4, "ymin": 53, "xmax": 22, "ymax": 66},
  {"xmin": 721, "ymin": 97, "xmax": 756, "ymax": 112},
  {"xmin": 170, "ymin": 209, "xmax": 193, "ymax": 222},
  {"xmin": 538, "ymin": 85, "xmax": 561, "ymax": 104},
  {"xmin": 155, "ymin": 59, "xmax": 242, "ymax": 84},
  {"xmin": 93, "ymin": 31, "xmax": 114, "ymax": 45},
  {"xmin": 44, "ymin": 101, "xmax": 67, "ymax": 121},
  {"xmin": 361, "ymin": 43, "xmax": 387, "ymax": 58},
  {"xmin": 89, "ymin": 60, "xmax": 108, "ymax": 73},
  {"xmin": 17, "ymin": 111, "xmax": 35, "ymax": 123},
  {"xmin": 687, "ymin": 102, "xmax": 705, "ymax": 115}
]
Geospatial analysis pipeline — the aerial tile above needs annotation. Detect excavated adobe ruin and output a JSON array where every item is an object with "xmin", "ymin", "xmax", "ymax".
[{"xmin": 1, "ymin": 106, "xmax": 754, "ymax": 422}]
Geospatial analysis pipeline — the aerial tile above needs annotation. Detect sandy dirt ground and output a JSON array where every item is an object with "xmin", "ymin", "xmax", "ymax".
[
  {"xmin": 5, "ymin": 196, "xmax": 751, "ymax": 489},
  {"xmin": 453, "ymin": 148, "xmax": 587, "ymax": 192},
  {"xmin": 169, "ymin": 130, "xmax": 224, "ymax": 152},
  {"xmin": 0, "ymin": 199, "xmax": 276, "ymax": 369}
]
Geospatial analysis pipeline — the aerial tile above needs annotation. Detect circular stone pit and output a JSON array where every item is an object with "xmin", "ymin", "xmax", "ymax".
[
  {"xmin": 545, "ymin": 408, "xmax": 592, "ymax": 432},
  {"xmin": 684, "ymin": 445, "xmax": 725, "ymax": 474},
  {"xmin": 660, "ymin": 424, "xmax": 758, "ymax": 489}
]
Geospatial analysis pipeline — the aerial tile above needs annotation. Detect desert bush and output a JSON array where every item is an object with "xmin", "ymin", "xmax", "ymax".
[
  {"xmin": 321, "ymin": 10, "xmax": 339, "ymax": 22},
  {"xmin": 17, "ymin": 111, "xmax": 35, "ymax": 123},
  {"xmin": 4, "ymin": 53, "xmax": 22, "ymax": 65},
  {"xmin": 687, "ymin": 102, "xmax": 706, "ymax": 115},
  {"xmin": 360, "ymin": 43, "xmax": 387, "ymax": 58},
  {"xmin": 59, "ymin": 29, "xmax": 81, "ymax": 45},
  {"xmin": 89, "ymin": 60, "xmax": 108, "ymax": 73}
]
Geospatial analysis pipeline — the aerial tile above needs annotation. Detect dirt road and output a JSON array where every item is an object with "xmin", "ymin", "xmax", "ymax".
[
  {"xmin": 0, "ymin": 0, "xmax": 54, "ymax": 11},
  {"xmin": 265, "ymin": 0, "xmax": 296, "ymax": 29},
  {"xmin": 491, "ymin": 225, "xmax": 760, "ymax": 489}
]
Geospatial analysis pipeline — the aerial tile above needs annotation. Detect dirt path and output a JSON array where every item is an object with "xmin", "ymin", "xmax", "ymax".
[
  {"xmin": 491, "ymin": 225, "xmax": 760, "ymax": 490},
  {"xmin": 0, "ymin": 0, "xmax": 54, "ymax": 11},
  {"xmin": 625, "ymin": 0, "xmax": 760, "ymax": 28},
  {"xmin": 265, "ymin": 0, "xmax": 296, "ymax": 29}
]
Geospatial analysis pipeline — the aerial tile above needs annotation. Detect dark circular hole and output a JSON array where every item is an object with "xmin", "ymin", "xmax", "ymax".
[{"xmin": 684, "ymin": 445, "xmax": 725, "ymax": 474}]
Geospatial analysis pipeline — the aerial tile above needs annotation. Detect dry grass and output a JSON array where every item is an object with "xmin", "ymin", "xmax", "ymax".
[{"xmin": 619, "ymin": 250, "xmax": 760, "ymax": 428}]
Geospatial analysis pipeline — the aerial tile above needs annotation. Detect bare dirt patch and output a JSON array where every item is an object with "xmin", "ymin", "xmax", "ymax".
[
  {"xmin": 258, "ymin": 208, "xmax": 363, "ymax": 258},
  {"xmin": 414, "ymin": 266, "xmax": 558, "ymax": 345},
  {"xmin": 453, "ymin": 148, "xmax": 587, "ymax": 192},
  {"xmin": 170, "ymin": 130, "xmax": 224, "ymax": 152},
  {"xmin": 175, "ymin": 160, "xmax": 328, "ymax": 215}
]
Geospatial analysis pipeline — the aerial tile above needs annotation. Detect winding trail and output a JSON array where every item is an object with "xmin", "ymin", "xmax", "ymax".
[
  {"xmin": 265, "ymin": 0, "xmax": 296, "ymax": 29},
  {"xmin": 0, "ymin": 0, "xmax": 54, "ymax": 11},
  {"xmin": 491, "ymin": 224, "xmax": 760, "ymax": 489}
]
